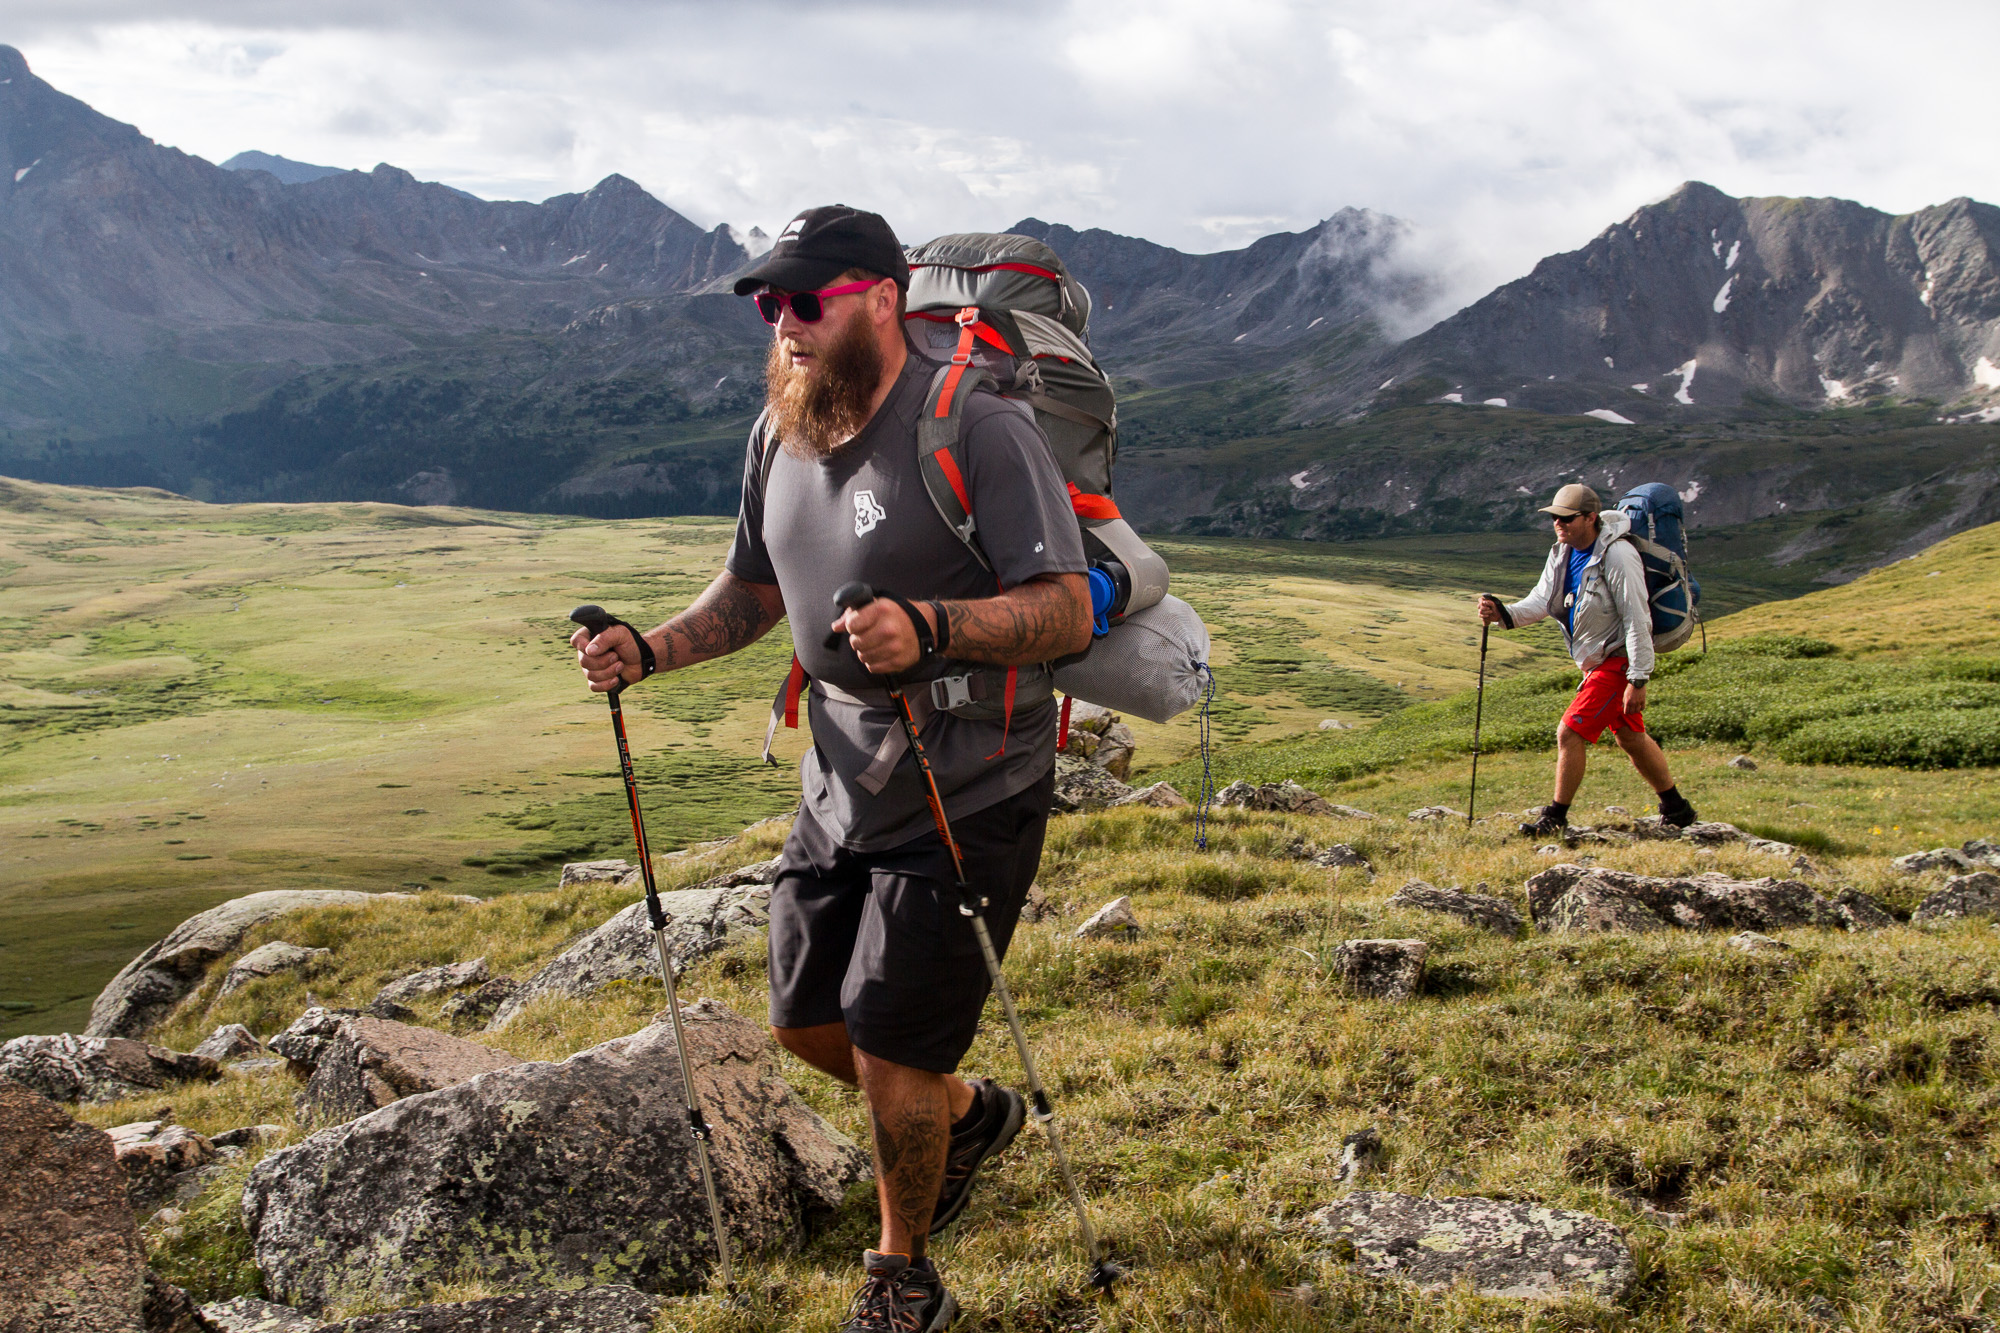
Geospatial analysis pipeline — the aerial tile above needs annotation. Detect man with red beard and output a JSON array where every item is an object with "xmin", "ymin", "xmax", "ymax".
[{"xmin": 574, "ymin": 205, "xmax": 1090, "ymax": 1331}]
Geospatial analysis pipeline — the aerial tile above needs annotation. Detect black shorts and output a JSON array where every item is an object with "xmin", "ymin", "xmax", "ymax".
[{"xmin": 766, "ymin": 768, "xmax": 1053, "ymax": 1073}]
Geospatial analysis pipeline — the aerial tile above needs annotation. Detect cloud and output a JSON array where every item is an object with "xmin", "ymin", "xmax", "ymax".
[{"xmin": 10, "ymin": 0, "xmax": 1999, "ymax": 314}]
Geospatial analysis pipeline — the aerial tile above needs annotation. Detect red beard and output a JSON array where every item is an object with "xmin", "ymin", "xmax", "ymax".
[{"xmin": 764, "ymin": 313, "xmax": 885, "ymax": 461}]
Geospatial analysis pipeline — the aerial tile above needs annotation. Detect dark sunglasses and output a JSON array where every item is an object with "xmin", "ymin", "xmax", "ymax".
[
  {"xmin": 752, "ymin": 279, "xmax": 877, "ymax": 326},
  {"xmin": 1551, "ymin": 512, "xmax": 1589, "ymax": 526}
]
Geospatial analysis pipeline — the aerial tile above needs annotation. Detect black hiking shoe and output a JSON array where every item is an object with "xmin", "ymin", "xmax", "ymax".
[
  {"xmin": 930, "ymin": 1078, "xmax": 1025, "ymax": 1235},
  {"xmin": 1659, "ymin": 793, "xmax": 1699, "ymax": 829},
  {"xmin": 1519, "ymin": 809, "xmax": 1569, "ymax": 840},
  {"xmin": 839, "ymin": 1251, "xmax": 957, "ymax": 1332}
]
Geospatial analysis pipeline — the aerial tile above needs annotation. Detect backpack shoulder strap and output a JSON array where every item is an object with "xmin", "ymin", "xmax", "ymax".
[
  {"xmin": 917, "ymin": 308, "xmax": 998, "ymax": 573},
  {"xmin": 753, "ymin": 407, "xmax": 780, "ymax": 495}
]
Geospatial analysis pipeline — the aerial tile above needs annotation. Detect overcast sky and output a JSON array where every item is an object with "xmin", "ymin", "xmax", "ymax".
[{"xmin": 9, "ymin": 0, "xmax": 1997, "ymax": 306}]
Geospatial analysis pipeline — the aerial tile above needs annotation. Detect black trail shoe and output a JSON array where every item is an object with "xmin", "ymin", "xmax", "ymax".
[
  {"xmin": 1659, "ymin": 792, "xmax": 1699, "ymax": 829},
  {"xmin": 1519, "ymin": 809, "xmax": 1569, "ymax": 840},
  {"xmin": 930, "ymin": 1078, "xmax": 1025, "ymax": 1235},
  {"xmin": 839, "ymin": 1251, "xmax": 957, "ymax": 1332}
]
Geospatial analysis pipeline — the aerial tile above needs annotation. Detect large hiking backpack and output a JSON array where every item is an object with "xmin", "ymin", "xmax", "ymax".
[
  {"xmin": 902, "ymin": 232, "xmax": 1209, "ymax": 723},
  {"xmin": 1615, "ymin": 483, "xmax": 1702, "ymax": 654}
]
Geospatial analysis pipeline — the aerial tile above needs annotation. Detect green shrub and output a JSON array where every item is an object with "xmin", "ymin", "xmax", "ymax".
[{"xmin": 1775, "ymin": 708, "xmax": 2000, "ymax": 768}]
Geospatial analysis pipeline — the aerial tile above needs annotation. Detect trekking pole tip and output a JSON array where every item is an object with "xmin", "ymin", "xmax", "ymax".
[{"xmin": 1089, "ymin": 1256, "xmax": 1127, "ymax": 1295}]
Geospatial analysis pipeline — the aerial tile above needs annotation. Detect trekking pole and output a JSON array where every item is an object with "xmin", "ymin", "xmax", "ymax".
[
  {"xmin": 830, "ymin": 582, "xmax": 1123, "ymax": 1296},
  {"xmin": 1468, "ymin": 601, "xmax": 1493, "ymax": 825},
  {"xmin": 569, "ymin": 605, "xmax": 734, "ymax": 1292}
]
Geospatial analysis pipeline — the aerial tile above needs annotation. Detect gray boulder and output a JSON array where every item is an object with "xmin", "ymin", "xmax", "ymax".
[
  {"xmin": 558, "ymin": 859, "xmax": 635, "ymax": 888},
  {"xmin": 1912, "ymin": 871, "xmax": 2000, "ymax": 924},
  {"xmin": 269, "ymin": 1009, "xmax": 522, "ymax": 1123},
  {"xmin": 1309, "ymin": 1191, "xmax": 1634, "ymax": 1300},
  {"xmin": 1051, "ymin": 751, "xmax": 1135, "ymax": 812},
  {"xmin": 201, "ymin": 1296, "xmax": 320, "ymax": 1332},
  {"xmin": 1387, "ymin": 881, "xmax": 1524, "ymax": 936},
  {"xmin": 220, "ymin": 942, "xmax": 331, "ymax": 997},
  {"xmin": 1833, "ymin": 889, "xmax": 1898, "ymax": 930},
  {"xmin": 0, "ymin": 1077, "xmax": 150, "ymax": 1332},
  {"xmin": 372, "ymin": 958, "xmax": 489, "ymax": 1008},
  {"xmin": 1214, "ymin": 779, "xmax": 1335, "ymax": 815},
  {"xmin": 489, "ymin": 861, "xmax": 779, "ymax": 1030},
  {"xmin": 1111, "ymin": 781, "xmax": 1189, "ymax": 809},
  {"xmin": 1074, "ymin": 896, "xmax": 1141, "ymax": 941},
  {"xmin": 1892, "ymin": 847, "xmax": 1973, "ymax": 874},
  {"xmin": 1406, "ymin": 806, "xmax": 1466, "ymax": 823},
  {"xmin": 1728, "ymin": 755, "xmax": 1758, "ymax": 770},
  {"xmin": 88, "ymin": 889, "xmax": 394, "ymax": 1037},
  {"xmin": 1629, "ymin": 817, "xmax": 1793, "ymax": 857},
  {"xmin": 440, "ymin": 977, "xmax": 522, "ymax": 1029},
  {"xmin": 1065, "ymin": 701, "xmax": 1136, "ymax": 781},
  {"xmin": 0, "ymin": 1033, "xmax": 219, "ymax": 1104},
  {"xmin": 1525, "ymin": 864, "xmax": 1876, "ymax": 935},
  {"xmin": 192, "ymin": 1023, "xmax": 263, "ymax": 1062},
  {"xmin": 315, "ymin": 1285, "xmax": 660, "ymax": 1332},
  {"xmin": 243, "ymin": 1000, "xmax": 868, "ymax": 1313},
  {"xmin": 1295, "ymin": 841, "xmax": 1374, "ymax": 874},
  {"xmin": 1334, "ymin": 940, "xmax": 1427, "ymax": 1001}
]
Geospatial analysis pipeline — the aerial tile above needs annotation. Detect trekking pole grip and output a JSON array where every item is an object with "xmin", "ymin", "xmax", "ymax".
[
  {"xmin": 571, "ymin": 604, "xmax": 656, "ymax": 685},
  {"xmin": 824, "ymin": 581, "xmax": 877, "ymax": 649}
]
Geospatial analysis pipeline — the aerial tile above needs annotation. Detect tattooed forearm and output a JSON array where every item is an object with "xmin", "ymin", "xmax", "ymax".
[
  {"xmin": 650, "ymin": 572, "xmax": 784, "ymax": 669},
  {"xmin": 935, "ymin": 572, "xmax": 1091, "ymax": 666}
]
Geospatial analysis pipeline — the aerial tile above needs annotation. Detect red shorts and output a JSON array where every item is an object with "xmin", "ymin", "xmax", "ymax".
[{"xmin": 1563, "ymin": 657, "xmax": 1645, "ymax": 742}]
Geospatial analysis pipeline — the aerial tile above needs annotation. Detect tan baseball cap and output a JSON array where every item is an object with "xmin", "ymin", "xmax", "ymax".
[{"xmin": 1538, "ymin": 483, "xmax": 1601, "ymax": 517}]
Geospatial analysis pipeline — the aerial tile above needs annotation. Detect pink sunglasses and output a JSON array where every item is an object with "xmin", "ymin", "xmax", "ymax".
[{"xmin": 752, "ymin": 279, "xmax": 878, "ymax": 325}]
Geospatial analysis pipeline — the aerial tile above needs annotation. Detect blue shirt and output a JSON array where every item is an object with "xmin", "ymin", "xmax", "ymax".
[{"xmin": 1562, "ymin": 544, "xmax": 1591, "ymax": 634}]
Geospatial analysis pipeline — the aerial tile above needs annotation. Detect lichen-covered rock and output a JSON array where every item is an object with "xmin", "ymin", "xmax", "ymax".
[
  {"xmin": 373, "ymin": 958, "xmax": 489, "ymax": 1008},
  {"xmin": 1728, "ymin": 755, "xmax": 1758, "ymax": 770},
  {"xmin": 1895, "ymin": 847, "xmax": 1976, "ymax": 874},
  {"xmin": 489, "ymin": 862, "xmax": 779, "ymax": 1029},
  {"xmin": 200, "ymin": 1296, "xmax": 319, "ymax": 1332},
  {"xmin": 220, "ymin": 942, "xmax": 331, "ymax": 997},
  {"xmin": 269, "ymin": 1009, "xmax": 522, "ymax": 1123},
  {"xmin": 1111, "ymin": 781, "xmax": 1189, "ymax": 809},
  {"xmin": 88, "ymin": 889, "xmax": 395, "ymax": 1037},
  {"xmin": 1305, "ymin": 843, "xmax": 1375, "ymax": 874},
  {"xmin": 440, "ymin": 977, "xmax": 522, "ymax": 1029},
  {"xmin": 558, "ymin": 859, "xmax": 635, "ymax": 888},
  {"xmin": 1406, "ymin": 806, "xmax": 1466, "ymax": 823},
  {"xmin": 1333, "ymin": 939, "xmax": 1427, "ymax": 1001},
  {"xmin": 1074, "ymin": 896, "xmax": 1141, "ymax": 941},
  {"xmin": 1051, "ymin": 751, "xmax": 1135, "ymax": 812},
  {"xmin": 104, "ymin": 1119, "xmax": 216, "ymax": 1211},
  {"xmin": 1214, "ymin": 779, "xmax": 1335, "ymax": 815},
  {"xmin": 1065, "ymin": 702, "xmax": 1137, "ymax": 781},
  {"xmin": 191, "ymin": 1024, "xmax": 263, "ymax": 1062},
  {"xmin": 314, "ymin": 1284, "xmax": 661, "ymax": 1332},
  {"xmin": 242, "ymin": 1001, "xmax": 868, "ymax": 1313},
  {"xmin": 1525, "ymin": 864, "xmax": 1870, "ymax": 934},
  {"xmin": 1387, "ymin": 881, "xmax": 1524, "ymax": 935},
  {"xmin": 142, "ymin": 1271, "xmax": 209, "ymax": 1333},
  {"xmin": 1833, "ymin": 889, "xmax": 1897, "ymax": 930},
  {"xmin": 1309, "ymin": 1191, "xmax": 1634, "ymax": 1300},
  {"xmin": 0, "ymin": 1077, "xmax": 150, "ymax": 1332},
  {"xmin": 0, "ymin": 1033, "xmax": 219, "ymax": 1104},
  {"xmin": 1912, "ymin": 872, "xmax": 2000, "ymax": 924},
  {"xmin": 1727, "ymin": 931, "xmax": 1789, "ymax": 953}
]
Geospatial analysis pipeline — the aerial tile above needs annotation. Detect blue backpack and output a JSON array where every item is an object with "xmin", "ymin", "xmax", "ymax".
[{"xmin": 1616, "ymin": 483, "xmax": 1702, "ymax": 653}]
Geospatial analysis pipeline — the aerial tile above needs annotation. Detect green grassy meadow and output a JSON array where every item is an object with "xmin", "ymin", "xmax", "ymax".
[{"xmin": 11, "ymin": 477, "xmax": 2000, "ymax": 1331}]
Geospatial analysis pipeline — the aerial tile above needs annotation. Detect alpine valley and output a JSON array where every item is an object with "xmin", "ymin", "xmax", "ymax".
[{"xmin": 3, "ymin": 45, "xmax": 1999, "ymax": 582}]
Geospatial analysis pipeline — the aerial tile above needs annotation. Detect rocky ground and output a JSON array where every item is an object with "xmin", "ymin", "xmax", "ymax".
[{"xmin": 5, "ymin": 716, "xmax": 2000, "ymax": 1331}]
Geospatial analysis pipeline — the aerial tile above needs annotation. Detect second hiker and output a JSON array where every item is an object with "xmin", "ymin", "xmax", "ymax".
[
  {"xmin": 573, "ymin": 205, "xmax": 1092, "ymax": 1332},
  {"xmin": 1477, "ymin": 482, "xmax": 1698, "ymax": 838}
]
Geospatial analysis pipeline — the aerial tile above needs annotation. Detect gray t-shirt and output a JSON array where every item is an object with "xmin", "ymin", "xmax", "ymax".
[{"xmin": 726, "ymin": 353, "xmax": 1087, "ymax": 851}]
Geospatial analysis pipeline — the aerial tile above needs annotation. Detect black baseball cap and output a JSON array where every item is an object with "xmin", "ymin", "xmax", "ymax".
[{"xmin": 731, "ymin": 205, "xmax": 909, "ymax": 295}]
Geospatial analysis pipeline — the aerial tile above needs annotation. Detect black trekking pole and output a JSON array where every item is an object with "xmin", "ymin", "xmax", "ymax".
[
  {"xmin": 570, "ymin": 605, "xmax": 735, "ymax": 1291},
  {"xmin": 1468, "ymin": 601, "xmax": 1494, "ymax": 825},
  {"xmin": 830, "ymin": 582, "xmax": 1122, "ymax": 1296}
]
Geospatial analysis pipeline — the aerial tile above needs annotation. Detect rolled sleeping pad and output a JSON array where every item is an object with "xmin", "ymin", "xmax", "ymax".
[{"xmin": 1052, "ymin": 593, "xmax": 1210, "ymax": 724}]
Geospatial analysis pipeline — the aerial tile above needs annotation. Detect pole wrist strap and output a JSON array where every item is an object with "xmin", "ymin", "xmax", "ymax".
[{"xmin": 885, "ymin": 593, "xmax": 937, "ymax": 663}]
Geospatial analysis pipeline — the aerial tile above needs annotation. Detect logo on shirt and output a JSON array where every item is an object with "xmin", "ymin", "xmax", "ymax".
[{"xmin": 853, "ymin": 489, "xmax": 886, "ymax": 537}]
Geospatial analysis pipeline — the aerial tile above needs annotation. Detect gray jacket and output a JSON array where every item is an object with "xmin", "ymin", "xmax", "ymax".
[{"xmin": 1504, "ymin": 509, "xmax": 1656, "ymax": 682}]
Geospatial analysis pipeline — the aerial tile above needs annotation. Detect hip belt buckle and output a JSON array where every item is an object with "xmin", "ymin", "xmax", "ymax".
[{"xmin": 928, "ymin": 673, "xmax": 979, "ymax": 712}]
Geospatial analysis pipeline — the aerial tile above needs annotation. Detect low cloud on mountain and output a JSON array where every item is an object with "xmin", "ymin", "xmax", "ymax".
[{"xmin": 8, "ymin": 0, "xmax": 2000, "ymax": 313}]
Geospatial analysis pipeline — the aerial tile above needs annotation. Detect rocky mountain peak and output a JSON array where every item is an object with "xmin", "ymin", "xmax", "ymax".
[{"xmin": 0, "ymin": 45, "xmax": 28, "ymax": 81}]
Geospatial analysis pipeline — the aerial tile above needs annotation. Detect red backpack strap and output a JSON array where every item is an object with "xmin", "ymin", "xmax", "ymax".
[
  {"xmin": 761, "ymin": 653, "xmax": 808, "ymax": 765},
  {"xmin": 1057, "ymin": 693, "xmax": 1074, "ymax": 752},
  {"xmin": 916, "ymin": 307, "xmax": 1000, "ymax": 572}
]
